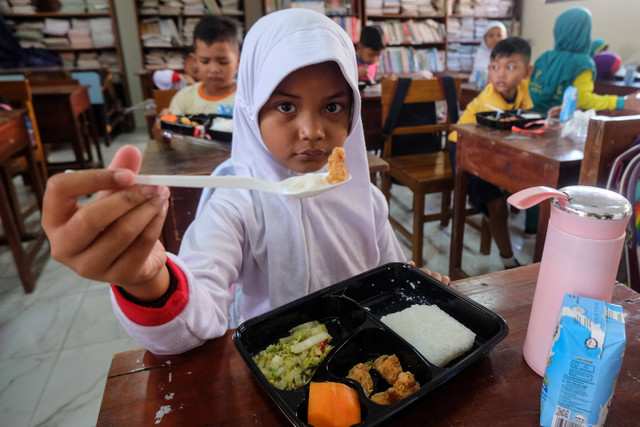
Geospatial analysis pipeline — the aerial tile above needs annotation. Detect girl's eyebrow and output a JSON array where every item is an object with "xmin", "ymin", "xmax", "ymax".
[{"xmin": 271, "ymin": 89, "xmax": 351, "ymax": 99}]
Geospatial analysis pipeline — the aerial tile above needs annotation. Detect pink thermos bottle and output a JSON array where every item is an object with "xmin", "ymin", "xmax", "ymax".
[{"xmin": 508, "ymin": 185, "xmax": 631, "ymax": 376}]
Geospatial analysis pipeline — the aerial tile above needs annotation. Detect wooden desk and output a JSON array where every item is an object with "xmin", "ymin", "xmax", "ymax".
[
  {"xmin": 31, "ymin": 84, "xmax": 104, "ymax": 174},
  {"xmin": 140, "ymin": 136, "xmax": 231, "ymax": 254},
  {"xmin": 449, "ymin": 124, "xmax": 584, "ymax": 279},
  {"xmin": 0, "ymin": 109, "xmax": 47, "ymax": 293},
  {"xmin": 594, "ymin": 79, "xmax": 640, "ymax": 97},
  {"xmin": 97, "ymin": 263, "xmax": 640, "ymax": 426}
]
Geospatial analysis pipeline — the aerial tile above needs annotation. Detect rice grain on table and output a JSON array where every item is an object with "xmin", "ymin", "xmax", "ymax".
[{"xmin": 381, "ymin": 304, "xmax": 476, "ymax": 367}]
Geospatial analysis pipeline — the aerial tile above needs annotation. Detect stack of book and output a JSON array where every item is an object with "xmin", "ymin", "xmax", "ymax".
[
  {"xmin": 331, "ymin": 16, "xmax": 361, "ymax": 43},
  {"xmin": 382, "ymin": 0, "xmax": 400, "ymax": 14},
  {"xmin": 158, "ymin": 0, "xmax": 182, "ymax": 14},
  {"xmin": 475, "ymin": 0, "xmax": 513, "ymax": 17},
  {"xmin": 98, "ymin": 51, "xmax": 120, "ymax": 72},
  {"xmin": 324, "ymin": 0, "xmax": 351, "ymax": 15},
  {"xmin": 60, "ymin": 0, "xmax": 86, "ymax": 13},
  {"xmin": 90, "ymin": 17, "xmax": 114, "ymax": 47},
  {"xmin": 76, "ymin": 51, "xmax": 101, "ymax": 68},
  {"xmin": 183, "ymin": 0, "xmax": 205, "ymax": 14},
  {"xmin": 139, "ymin": 0, "xmax": 160, "ymax": 14},
  {"xmin": 145, "ymin": 50, "xmax": 168, "ymax": 69},
  {"xmin": 165, "ymin": 51, "xmax": 185, "ymax": 69},
  {"xmin": 375, "ymin": 19, "xmax": 445, "ymax": 45},
  {"xmin": 87, "ymin": 0, "xmax": 110, "ymax": 12},
  {"xmin": 183, "ymin": 17, "xmax": 200, "ymax": 45},
  {"xmin": 365, "ymin": 0, "xmax": 383, "ymax": 15},
  {"xmin": 9, "ymin": 0, "xmax": 35, "ymax": 13},
  {"xmin": 220, "ymin": 0, "xmax": 242, "ymax": 14},
  {"xmin": 140, "ymin": 18, "xmax": 173, "ymax": 48},
  {"xmin": 379, "ymin": 46, "xmax": 444, "ymax": 74},
  {"xmin": 13, "ymin": 21, "xmax": 45, "ymax": 48}
]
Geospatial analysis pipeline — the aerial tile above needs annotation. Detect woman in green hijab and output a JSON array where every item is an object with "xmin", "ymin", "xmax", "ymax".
[{"xmin": 529, "ymin": 7, "xmax": 639, "ymax": 115}]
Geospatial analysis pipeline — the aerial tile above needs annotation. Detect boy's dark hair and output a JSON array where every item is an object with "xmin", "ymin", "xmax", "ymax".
[
  {"xmin": 359, "ymin": 26, "xmax": 384, "ymax": 51},
  {"xmin": 491, "ymin": 37, "xmax": 531, "ymax": 64},
  {"xmin": 193, "ymin": 15, "xmax": 241, "ymax": 51}
]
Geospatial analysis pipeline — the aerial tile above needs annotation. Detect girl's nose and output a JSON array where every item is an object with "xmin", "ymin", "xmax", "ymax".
[{"xmin": 298, "ymin": 112, "xmax": 324, "ymax": 141}]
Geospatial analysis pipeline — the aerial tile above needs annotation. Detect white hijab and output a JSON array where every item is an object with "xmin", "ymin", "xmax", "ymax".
[
  {"xmin": 470, "ymin": 21, "xmax": 507, "ymax": 83},
  {"xmin": 217, "ymin": 9, "xmax": 393, "ymax": 309}
]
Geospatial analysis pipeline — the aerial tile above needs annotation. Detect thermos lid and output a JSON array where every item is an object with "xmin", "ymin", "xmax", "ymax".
[{"xmin": 552, "ymin": 186, "xmax": 632, "ymax": 220}]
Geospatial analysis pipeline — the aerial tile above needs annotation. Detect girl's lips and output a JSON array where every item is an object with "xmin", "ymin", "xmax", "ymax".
[{"xmin": 297, "ymin": 149, "xmax": 325, "ymax": 158}]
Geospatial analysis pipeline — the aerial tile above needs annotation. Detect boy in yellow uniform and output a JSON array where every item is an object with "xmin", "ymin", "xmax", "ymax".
[
  {"xmin": 449, "ymin": 37, "xmax": 533, "ymax": 269},
  {"xmin": 161, "ymin": 15, "xmax": 240, "ymax": 117}
]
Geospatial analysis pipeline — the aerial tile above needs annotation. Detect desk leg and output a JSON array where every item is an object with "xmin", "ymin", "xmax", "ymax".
[
  {"xmin": 534, "ymin": 200, "xmax": 550, "ymax": 263},
  {"xmin": 0, "ymin": 173, "xmax": 36, "ymax": 292},
  {"xmin": 450, "ymin": 166, "xmax": 468, "ymax": 279},
  {"xmin": 85, "ymin": 109, "xmax": 104, "ymax": 167}
]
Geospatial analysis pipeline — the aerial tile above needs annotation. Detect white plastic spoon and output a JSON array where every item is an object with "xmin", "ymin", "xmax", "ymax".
[{"xmin": 133, "ymin": 172, "xmax": 351, "ymax": 198}]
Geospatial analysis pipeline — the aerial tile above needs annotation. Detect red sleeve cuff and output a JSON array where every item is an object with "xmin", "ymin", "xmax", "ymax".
[{"xmin": 111, "ymin": 258, "xmax": 189, "ymax": 326}]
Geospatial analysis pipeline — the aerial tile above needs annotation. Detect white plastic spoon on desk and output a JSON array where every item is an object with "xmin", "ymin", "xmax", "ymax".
[{"xmin": 132, "ymin": 172, "xmax": 351, "ymax": 198}]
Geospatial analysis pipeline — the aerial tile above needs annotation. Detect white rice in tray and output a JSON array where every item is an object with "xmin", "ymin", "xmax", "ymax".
[{"xmin": 380, "ymin": 304, "xmax": 476, "ymax": 367}]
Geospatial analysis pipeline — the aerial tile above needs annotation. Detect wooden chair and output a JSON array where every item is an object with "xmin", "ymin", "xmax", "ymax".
[
  {"xmin": 380, "ymin": 78, "xmax": 490, "ymax": 266},
  {"xmin": 0, "ymin": 80, "xmax": 48, "ymax": 235},
  {"xmin": 578, "ymin": 114, "xmax": 640, "ymax": 188}
]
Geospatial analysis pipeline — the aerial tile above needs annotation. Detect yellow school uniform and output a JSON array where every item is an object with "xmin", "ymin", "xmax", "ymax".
[{"xmin": 449, "ymin": 80, "xmax": 533, "ymax": 142}]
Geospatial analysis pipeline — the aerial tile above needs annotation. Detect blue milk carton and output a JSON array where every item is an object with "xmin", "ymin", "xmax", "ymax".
[
  {"xmin": 559, "ymin": 85, "xmax": 578, "ymax": 123},
  {"xmin": 540, "ymin": 294, "xmax": 626, "ymax": 427}
]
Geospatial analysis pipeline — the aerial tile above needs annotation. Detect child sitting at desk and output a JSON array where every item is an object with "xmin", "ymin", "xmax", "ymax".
[
  {"xmin": 449, "ymin": 37, "xmax": 534, "ymax": 270},
  {"xmin": 356, "ymin": 26, "xmax": 384, "ymax": 83},
  {"xmin": 152, "ymin": 47, "xmax": 200, "ymax": 90},
  {"xmin": 530, "ymin": 7, "xmax": 640, "ymax": 116},
  {"xmin": 161, "ymin": 15, "xmax": 240, "ymax": 116},
  {"xmin": 41, "ymin": 9, "xmax": 449, "ymax": 355}
]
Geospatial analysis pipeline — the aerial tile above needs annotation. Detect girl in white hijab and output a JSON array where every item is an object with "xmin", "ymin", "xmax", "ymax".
[
  {"xmin": 112, "ymin": 9, "xmax": 404, "ymax": 353},
  {"xmin": 469, "ymin": 21, "xmax": 507, "ymax": 84},
  {"xmin": 42, "ymin": 8, "xmax": 413, "ymax": 355}
]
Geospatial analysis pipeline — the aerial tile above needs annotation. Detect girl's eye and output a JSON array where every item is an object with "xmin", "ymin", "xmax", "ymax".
[
  {"xmin": 276, "ymin": 102, "xmax": 295, "ymax": 113},
  {"xmin": 326, "ymin": 103, "xmax": 343, "ymax": 113}
]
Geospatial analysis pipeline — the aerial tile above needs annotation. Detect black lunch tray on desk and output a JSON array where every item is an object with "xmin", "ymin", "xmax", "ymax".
[
  {"xmin": 232, "ymin": 263, "xmax": 509, "ymax": 426},
  {"xmin": 160, "ymin": 113, "xmax": 232, "ymax": 142},
  {"xmin": 475, "ymin": 109, "xmax": 545, "ymax": 130}
]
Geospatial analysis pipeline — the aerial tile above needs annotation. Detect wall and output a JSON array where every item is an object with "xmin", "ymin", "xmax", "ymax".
[
  {"xmin": 522, "ymin": 0, "xmax": 640, "ymax": 66},
  {"xmin": 113, "ymin": 0, "xmax": 145, "ymax": 128}
]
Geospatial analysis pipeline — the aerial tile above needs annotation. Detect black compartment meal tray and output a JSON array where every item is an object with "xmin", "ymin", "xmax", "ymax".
[
  {"xmin": 233, "ymin": 263, "xmax": 508, "ymax": 426},
  {"xmin": 160, "ymin": 113, "xmax": 232, "ymax": 142},
  {"xmin": 475, "ymin": 109, "xmax": 544, "ymax": 130}
]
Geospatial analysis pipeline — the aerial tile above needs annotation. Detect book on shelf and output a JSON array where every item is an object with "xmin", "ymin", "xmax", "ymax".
[
  {"xmin": 379, "ymin": 46, "xmax": 444, "ymax": 74},
  {"xmin": 374, "ymin": 19, "xmax": 445, "ymax": 45},
  {"xmin": 291, "ymin": 0, "xmax": 325, "ymax": 14},
  {"xmin": 331, "ymin": 16, "xmax": 360, "ymax": 43}
]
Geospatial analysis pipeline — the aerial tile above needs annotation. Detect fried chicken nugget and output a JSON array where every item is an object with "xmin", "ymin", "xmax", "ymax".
[
  {"xmin": 386, "ymin": 371, "xmax": 420, "ymax": 403},
  {"xmin": 347, "ymin": 363, "xmax": 374, "ymax": 397},
  {"xmin": 373, "ymin": 354, "xmax": 402, "ymax": 386},
  {"xmin": 326, "ymin": 147, "xmax": 348, "ymax": 184},
  {"xmin": 370, "ymin": 391, "xmax": 392, "ymax": 405}
]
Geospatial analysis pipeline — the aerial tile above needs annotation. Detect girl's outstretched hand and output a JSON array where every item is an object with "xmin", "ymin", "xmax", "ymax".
[
  {"xmin": 42, "ymin": 145, "xmax": 171, "ymax": 300},
  {"xmin": 406, "ymin": 261, "xmax": 451, "ymax": 285}
]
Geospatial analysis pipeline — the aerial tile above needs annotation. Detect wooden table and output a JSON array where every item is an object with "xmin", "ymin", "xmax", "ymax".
[
  {"xmin": 31, "ymin": 84, "xmax": 104, "ymax": 174},
  {"xmin": 449, "ymin": 124, "xmax": 584, "ymax": 279},
  {"xmin": 0, "ymin": 109, "xmax": 47, "ymax": 292},
  {"xmin": 97, "ymin": 263, "xmax": 640, "ymax": 426},
  {"xmin": 594, "ymin": 79, "xmax": 640, "ymax": 97}
]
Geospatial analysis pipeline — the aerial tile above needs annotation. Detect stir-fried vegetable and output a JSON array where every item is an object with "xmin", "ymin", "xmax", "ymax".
[{"xmin": 252, "ymin": 321, "xmax": 333, "ymax": 390}]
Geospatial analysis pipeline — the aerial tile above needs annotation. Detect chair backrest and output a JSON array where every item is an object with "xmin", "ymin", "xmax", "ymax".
[
  {"xmin": 578, "ymin": 114, "xmax": 640, "ymax": 188},
  {"xmin": 380, "ymin": 78, "xmax": 461, "ymax": 159},
  {"xmin": 154, "ymin": 88, "xmax": 180, "ymax": 112},
  {"xmin": 0, "ymin": 79, "xmax": 47, "ymax": 179}
]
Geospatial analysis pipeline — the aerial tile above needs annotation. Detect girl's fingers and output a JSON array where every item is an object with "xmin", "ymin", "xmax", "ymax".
[
  {"xmin": 106, "ymin": 206, "xmax": 170, "ymax": 284},
  {"xmin": 68, "ymin": 192, "xmax": 170, "ymax": 276},
  {"xmin": 43, "ymin": 168, "xmax": 136, "ymax": 230}
]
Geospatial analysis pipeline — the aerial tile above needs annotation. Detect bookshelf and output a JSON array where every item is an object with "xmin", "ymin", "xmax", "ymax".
[
  {"xmin": 3, "ymin": 0, "xmax": 133, "ymax": 134},
  {"xmin": 134, "ymin": 0, "xmax": 248, "ymax": 72},
  {"xmin": 259, "ymin": 0, "xmax": 522, "ymax": 75},
  {"xmin": 3, "ymin": 1, "xmax": 125, "ymax": 74}
]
